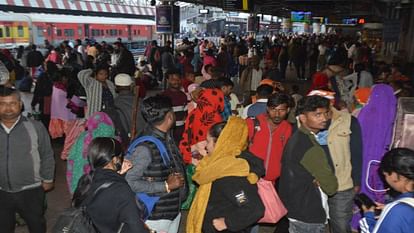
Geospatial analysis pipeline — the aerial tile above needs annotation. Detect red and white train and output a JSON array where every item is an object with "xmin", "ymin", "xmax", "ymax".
[{"xmin": 0, "ymin": 11, "xmax": 155, "ymax": 48}]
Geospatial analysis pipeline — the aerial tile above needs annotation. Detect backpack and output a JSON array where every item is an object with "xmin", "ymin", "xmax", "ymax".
[
  {"xmin": 126, "ymin": 136, "xmax": 171, "ymax": 220},
  {"xmin": 249, "ymin": 117, "xmax": 261, "ymax": 146},
  {"xmin": 52, "ymin": 182, "xmax": 114, "ymax": 233}
]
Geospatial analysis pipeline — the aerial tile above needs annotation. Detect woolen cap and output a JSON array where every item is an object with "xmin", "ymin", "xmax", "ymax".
[{"xmin": 114, "ymin": 73, "xmax": 133, "ymax": 86}]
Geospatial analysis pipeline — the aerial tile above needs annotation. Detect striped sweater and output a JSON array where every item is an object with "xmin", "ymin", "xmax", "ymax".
[{"xmin": 78, "ymin": 69, "xmax": 116, "ymax": 118}]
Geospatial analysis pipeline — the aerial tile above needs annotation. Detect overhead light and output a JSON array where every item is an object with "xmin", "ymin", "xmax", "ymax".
[
  {"xmin": 395, "ymin": 3, "xmax": 402, "ymax": 9},
  {"xmin": 199, "ymin": 9, "xmax": 209, "ymax": 14}
]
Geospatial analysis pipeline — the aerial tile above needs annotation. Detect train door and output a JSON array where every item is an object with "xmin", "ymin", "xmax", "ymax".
[
  {"xmin": 84, "ymin": 24, "xmax": 90, "ymax": 39},
  {"xmin": 127, "ymin": 25, "xmax": 132, "ymax": 42}
]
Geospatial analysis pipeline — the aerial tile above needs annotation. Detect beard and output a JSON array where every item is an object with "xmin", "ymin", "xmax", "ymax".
[{"xmin": 271, "ymin": 117, "xmax": 283, "ymax": 124}]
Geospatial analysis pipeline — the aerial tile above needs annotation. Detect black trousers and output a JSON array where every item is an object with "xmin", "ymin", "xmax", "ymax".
[
  {"xmin": 0, "ymin": 187, "xmax": 46, "ymax": 233},
  {"xmin": 274, "ymin": 179, "xmax": 289, "ymax": 233}
]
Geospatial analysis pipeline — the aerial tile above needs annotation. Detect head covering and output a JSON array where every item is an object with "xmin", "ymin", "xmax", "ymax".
[
  {"xmin": 260, "ymin": 79, "xmax": 276, "ymax": 89},
  {"xmin": 0, "ymin": 61, "xmax": 9, "ymax": 85},
  {"xmin": 308, "ymin": 72, "xmax": 329, "ymax": 93},
  {"xmin": 307, "ymin": 89, "xmax": 336, "ymax": 100},
  {"xmin": 1, "ymin": 49, "xmax": 12, "ymax": 60},
  {"xmin": 354, "ymin": 88, "xmax": 372, "ymax": 105},
  {"xmin": 66, "ymin": 112, "xmax": 115, "ymax": 194},
  {"xmin": 186, "ymin": 117, "xmax": 257, "ymax": 233},
  {"xmin": 179, "ymin": 88, "xmax": 224, "ymax": 163},
  {"xmin": 114, "ymin": 73, "xmax": 133, "ymax": 86},
  {"xmin": 358, "ymin": 84, "xmax": 397, "ymax": 204}
]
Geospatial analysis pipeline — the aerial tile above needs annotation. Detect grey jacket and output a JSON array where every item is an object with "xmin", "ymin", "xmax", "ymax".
[{"xmin": 0, "ymin": 117, "xmax": 55, "ymax": 193}]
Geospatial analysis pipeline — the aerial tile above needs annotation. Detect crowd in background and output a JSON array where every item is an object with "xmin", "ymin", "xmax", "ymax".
[{"xmin": 0, "ymin": 31, "xmax": 414, "ymax": 233}]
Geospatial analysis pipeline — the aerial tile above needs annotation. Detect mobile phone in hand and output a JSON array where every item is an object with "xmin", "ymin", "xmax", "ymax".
[{"xmin": 354, "ymin": 193, "xmax": 376, "ymax": 209}]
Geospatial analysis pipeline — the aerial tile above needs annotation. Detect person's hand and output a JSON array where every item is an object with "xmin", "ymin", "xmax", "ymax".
[
  {"xmin": 166, "ymin": 173, "xmax": 185, "ymax": 190},
  {"xmin": 118, "ymin": 159, "xmax": 133, "ymax": 175},
  {"xmin": 42, "ymin": 182, "xmax": 54, "ymax": 192},
  {"xmin": 361, "ymin": 204, "xmax": 375, "ymax": 213},
  {"xmin": 354, "ymin": 186, "xmax": 361, "ymax": 194},
  {"xmin": 212, "ymin": 218, "xmax": 227, "ymax": 231},
  {"xmin": 313, "ymin": 179, "xmax": 320, "ymax": 187},
  {"xmin": 374, "ymin": 202, "xmax": 385, "ymax": 211}
]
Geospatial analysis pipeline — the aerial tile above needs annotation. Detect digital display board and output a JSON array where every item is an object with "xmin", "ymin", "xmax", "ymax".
[
  {"xmin": 291, "ymin": 11, "xmax": 312, "ymax": 24},
  {"xmin": 223, "ymin": 0, "xmax": 249, "ymax": 11},
  {"xmin": 342, "ymin": 18, "xmax": 358, "ymax": 25}
]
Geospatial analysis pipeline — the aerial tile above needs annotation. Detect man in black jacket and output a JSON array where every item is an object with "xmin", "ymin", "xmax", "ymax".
[
  {"xmin": 112, "ymin": 42, "xmax": 135, "ymax": 77},
  {"xmin": 279, "ymin": 96, "xmax": 338, "ymax": 233},
  {"xmin": 125, "ymin": 95, "xmax": 187, "ymax": 233}
]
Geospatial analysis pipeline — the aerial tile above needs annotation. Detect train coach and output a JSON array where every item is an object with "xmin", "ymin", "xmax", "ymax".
[{"xmin": 0, "ymin": 11, "xmax": 155, "ymax": 48}]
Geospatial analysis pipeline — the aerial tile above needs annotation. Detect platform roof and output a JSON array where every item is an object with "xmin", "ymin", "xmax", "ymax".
[{"xmin": 177, "ymin": 0, "xmax": 391, "ymax": 19}]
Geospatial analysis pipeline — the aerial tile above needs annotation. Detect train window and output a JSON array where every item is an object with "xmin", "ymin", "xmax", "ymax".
[
  {"xmin": 57, "ymin": 29, "xmax": 62, "ymax": 37},
  {"xmin": 106, "ymin": 30, "xmax": 109, "ymax": 35},
  {"xmin": 138, "ymin": 30, "xmax": 140, "ymax": 35},
  {"xmin": 5, "ymin": 26, "xmax": 10, "ymax": 37},
  {"xmin": 101, "ymin": 30, "xmax": 104, "ymax": 35},
  {"xmin": 133, "ymin": 30, "xmax": 136, "ymax": 35},
  {"xmin": 17, "ymin": 26, "xmax": 24, "ymax": 37},
  {"xmin": 78, "ymin": 27, "xmax": 82, "ymax": 37},
  {"xmin": 119, "ymin": 30, "xmax": 122, "ymax": 35},
  {"xmin": 37, "ymin": 26, "xmax": 44, "ymax": 37},
  {"xmin": 0, "ymin": 28, "xmax": 3, "ymax": 37},
  {"xmin": 64, "ymin": 29, "xmax": 74, "ymax": 37},
  {"xmin": 47, "ymin": 28, "xmax": 52, "ymax": 36}
]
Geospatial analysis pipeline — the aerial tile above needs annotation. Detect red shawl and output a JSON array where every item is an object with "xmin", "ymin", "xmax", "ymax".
[{"xmin": 179, "ymin": 88, "xmax": 224, "ymax": 163}]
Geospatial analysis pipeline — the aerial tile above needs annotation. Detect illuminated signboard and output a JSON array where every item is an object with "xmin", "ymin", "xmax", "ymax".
[
  {"xmin": 342, "ymin": 18, "xmax": 358, "ymax": 25},
  {"xmin": 223, "ymin": 0, "xmax": 249, "ymax": 11},
  {"xmin": 291, "ymin": 11, "xmax": 312, "ymax": 24}
]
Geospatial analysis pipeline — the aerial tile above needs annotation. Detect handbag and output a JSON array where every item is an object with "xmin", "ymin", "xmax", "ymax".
[
  {"xmin": 257, "ymin": 178, "xmax": 287, "ymax": 223},
  {"xmin": 256, "ymin": 130, "xmax": 288, "ymax": 223}
]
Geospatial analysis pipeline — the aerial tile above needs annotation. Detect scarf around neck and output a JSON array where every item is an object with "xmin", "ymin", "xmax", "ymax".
[{"xmin": 186, "ymin": 116, "xmax": 258, "ymax": 233}]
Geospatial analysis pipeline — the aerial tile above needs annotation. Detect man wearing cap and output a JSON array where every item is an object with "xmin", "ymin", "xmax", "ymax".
[
  {"xmin": 160, "ymin": 69, "xmax": 188, "ymax": 145},
  {"xmin": 104, "ymin": 73, "xmax": 146, "ymax": 146}
]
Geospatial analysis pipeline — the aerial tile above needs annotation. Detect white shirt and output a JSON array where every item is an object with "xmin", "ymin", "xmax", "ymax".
[
  {"xmin": 251, "ymin": 68, "xmax": 262, "ymax": 91},
  {"xmin": 1, "ymin": 116, "xmax": 21, "ymax": 134},
  {"xmin": 358, "ymin": 71, "xmax": 374, "ymax": 88},
  {"xmin": 318, "ymin": 45, "xmax": 327, "ymax": 55},
  {"xmin": 241, "ymin": 99, "xmax": 268, "ymax": 119}
]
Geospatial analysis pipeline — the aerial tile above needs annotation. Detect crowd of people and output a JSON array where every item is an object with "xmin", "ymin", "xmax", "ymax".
[{"xmin": 0, "ymin": 31, "xmax": 413, "ymax": 233}]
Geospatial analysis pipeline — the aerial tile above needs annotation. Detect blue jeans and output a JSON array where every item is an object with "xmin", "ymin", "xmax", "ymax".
[
  {"xmin": 288, "ymin": 220, "xmax": 326, "ymax": 233},
  {"xmin": 328, "ymin": 188, "xmax": 354, "ymax": 233}
]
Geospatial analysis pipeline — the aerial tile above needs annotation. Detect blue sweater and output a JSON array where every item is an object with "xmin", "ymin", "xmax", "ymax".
[{"xmin": 360, "ymin": 192, "xmax": 414, "ymax": 233}]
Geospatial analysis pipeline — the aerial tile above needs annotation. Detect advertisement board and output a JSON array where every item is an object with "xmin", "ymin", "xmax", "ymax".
[{"xmin": 156, "ymin": 5, "xmax": 173, "ymax": 33}]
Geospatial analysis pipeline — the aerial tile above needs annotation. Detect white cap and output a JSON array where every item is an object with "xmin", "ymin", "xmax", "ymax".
[
  {"xmin": 0, "ymin": 61, "xmax": 9, "ymax": 85},
  {"xmin": 114, "ymin": 73, "xmax": 133, "ymax": 86},
  {"xmin": 138, "ymin": 56, "xmax": 146, "ymax": 63}
]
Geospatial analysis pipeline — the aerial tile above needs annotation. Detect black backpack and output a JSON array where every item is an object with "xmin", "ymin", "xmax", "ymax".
[{"xmin": 52, "ymin": 182, "xmax": 114, "ymax": 233}]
